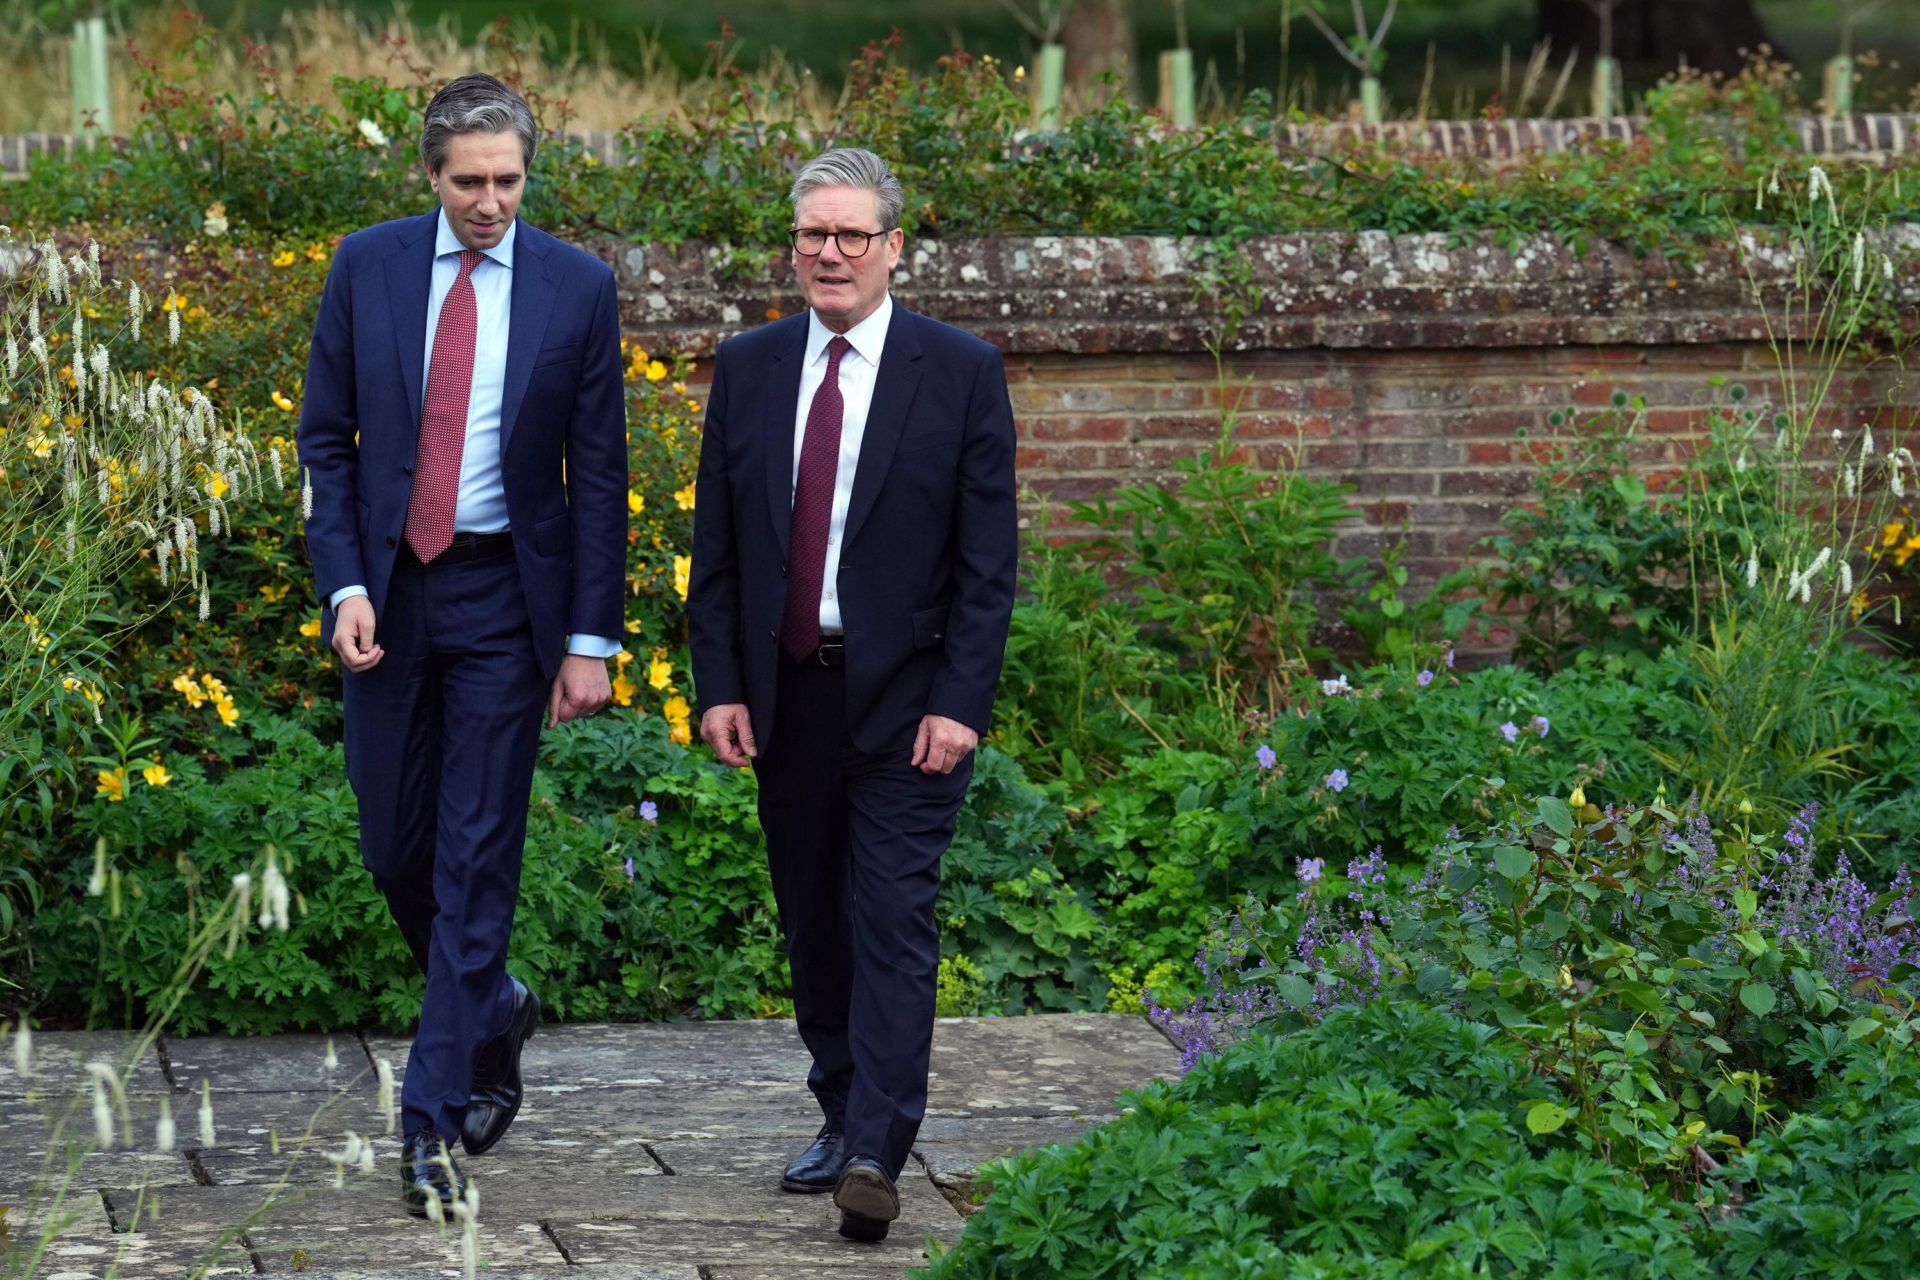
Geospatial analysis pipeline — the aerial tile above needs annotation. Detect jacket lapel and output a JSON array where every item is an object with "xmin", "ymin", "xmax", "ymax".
[
  {"xmin": 763, "ymin": 320, "xmax": 808, "ymax": 556},
  {"xmin": 841, "ymin": 306, "xmax": 925, "ymax": 550},
  {"xmin": 385, "ymin": 212, "xmax": 437, "ymax": 428},
  {"xmin": 499, "ymin": 220, "xmax": 557, "ymax": 453}
]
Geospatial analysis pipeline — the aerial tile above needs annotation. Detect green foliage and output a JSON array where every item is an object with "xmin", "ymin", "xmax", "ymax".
[
  {"xmin": 10, "ymin": 28, "xmax": 1919, "ymax": 252},
  {"xmin": 997, "ymin": 435, "xmax": 1361, "ymax": 783},
  {"xmin": 917, "ymin": 1000, "xmax": 1707, "ymax": 1279}
]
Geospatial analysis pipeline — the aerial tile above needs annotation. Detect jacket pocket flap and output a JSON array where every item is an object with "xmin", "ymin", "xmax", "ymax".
[
  {"xmin": 534, "ymin": 513, "xmax": 571, "ymax": 555},
  {"xmin": 911, "ymin": 604, "xmax": 950, "ymax": 650}
]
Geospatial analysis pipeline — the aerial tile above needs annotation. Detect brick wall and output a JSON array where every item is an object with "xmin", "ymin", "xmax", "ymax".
[{"xmin": 604, "ymin": 228, "xmax": 1917, "ymax": 653}]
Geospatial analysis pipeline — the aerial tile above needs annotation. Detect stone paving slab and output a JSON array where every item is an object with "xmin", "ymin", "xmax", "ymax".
[
  {"xmin": 0, "ymin": 1031, "xmax": 166, "ymax": 1098},
  {"xmin": 1, "ymin": 1014, "xmax": 1174, "ymax": 1277},
  {"xmin": 164, "ymin": 1034, "xmax": 369, "ymax": 1095}
]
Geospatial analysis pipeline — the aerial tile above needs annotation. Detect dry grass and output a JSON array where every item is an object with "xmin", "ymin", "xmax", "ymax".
[{"xmin": 0, "ymin": 0, "xmax": 831, "ymax": 134}]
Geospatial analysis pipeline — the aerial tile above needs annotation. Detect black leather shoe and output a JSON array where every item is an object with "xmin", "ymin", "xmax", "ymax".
[
  {"xmin": 401, "ymin": 1132, "xmax": 468, "ymax": 1218},
  {"xmin": 460, "ymin": 978, "xmax": 541, "ymax": 1156},
  {"xmin": 781, "ymin": 1124, "xmax": 848, "ymax": 1193},
  {"xmin": 833, "ymin": 1157, "xmax": 900, "ymax": 1243}
]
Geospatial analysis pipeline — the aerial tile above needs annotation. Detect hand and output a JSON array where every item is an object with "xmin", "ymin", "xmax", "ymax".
[
  {"xmin": 547, "ymin": 654, "xmax": 613, "ymax": 729},
  {"xmin": 700, "ymin": 704, "xmax": 758, "ymax": 768},
  {"xmin": 911, "ymin": 714, "xmax": 978, "ymax": 776},
  {"xmin": 330, "ymin": 596, "xmax": 385, "ymax": 673}
]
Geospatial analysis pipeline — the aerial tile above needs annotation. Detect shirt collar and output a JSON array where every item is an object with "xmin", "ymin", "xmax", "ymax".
[
  {"xmin": 807, "ymin": 293, "xmax": 891, "ymax": 369},
  {"xmin": 434, "ymin": 207, "xmax": 515, "ymax": 270}
]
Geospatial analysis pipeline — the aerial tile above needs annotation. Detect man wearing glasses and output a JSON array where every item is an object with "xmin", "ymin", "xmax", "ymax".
[{"xmin": 687, "ymin": 148, "xmax": 1017, "ymax": 1244}]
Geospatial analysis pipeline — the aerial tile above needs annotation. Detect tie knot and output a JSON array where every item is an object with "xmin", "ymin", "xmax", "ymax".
[
  {"xmin": 457, "ymin": 248, "xmax": 484, "ymax": 276},
  {"xmin": 825, "ymin": 335, "xmax": 852, "ymax": 365}
]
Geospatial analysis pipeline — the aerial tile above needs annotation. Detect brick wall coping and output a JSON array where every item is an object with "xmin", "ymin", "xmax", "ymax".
[
  {"xmin": 7, "ymin": 111, "xmax": 1920, "ymax": 179},
  {"xmin": 606, "ymin": 226, "xmax": 1920, "ymax": 358}
]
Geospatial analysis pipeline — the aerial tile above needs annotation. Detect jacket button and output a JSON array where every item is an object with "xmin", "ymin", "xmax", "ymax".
[
  {"xmin": 780, "ymin": 564, "xmax": 787, "ymax": 575},
  {"xmin": 385, "ymin": 536, "xmax": 397, "ymax": 548},
  {"xmin": 768, "ymin": 629, "xmax": 777, "ymax": 640}
]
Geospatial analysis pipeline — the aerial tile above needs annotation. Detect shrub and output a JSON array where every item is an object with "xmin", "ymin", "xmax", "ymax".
[{"xmin": 917, "ymin": 1000, "xmax": 1707, "ymax": 1280}]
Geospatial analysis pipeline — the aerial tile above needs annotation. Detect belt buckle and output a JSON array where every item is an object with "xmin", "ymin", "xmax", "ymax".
[{"xmin": 816, "ymin": 641, "xmax": 843, "ymax": 667}]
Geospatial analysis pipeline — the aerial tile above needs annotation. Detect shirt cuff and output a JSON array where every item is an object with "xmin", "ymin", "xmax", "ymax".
[
  {"xmin": 329, "ymin": 585, "xmax": 369, "ymax": 610},
  {"xmin": 567, "ymin": 634, "xmax": 623, "ymax": 659}
]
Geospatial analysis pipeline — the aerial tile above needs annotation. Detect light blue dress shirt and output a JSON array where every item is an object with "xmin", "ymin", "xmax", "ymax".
[{"xmin": 331, "ymin": 210, "xmax": 620, "ymax": 660}]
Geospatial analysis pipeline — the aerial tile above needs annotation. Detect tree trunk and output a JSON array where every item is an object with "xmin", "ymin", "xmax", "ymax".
[
  {"xmin": 1536, "ymin": 0, "xmax": 1778, "ymax": 77},
  {"xmin": 1063, "ymin": 0, "xmax": 1137, "ymax": 99}
]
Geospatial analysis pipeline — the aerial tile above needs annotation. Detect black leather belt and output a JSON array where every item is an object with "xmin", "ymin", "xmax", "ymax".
[
  {"xmin": 814, "ymin": 639, "xmax": 846, "ymax": 668},
  {"xmin": 406, "ymin": 531, "xmax": 514, "ymax": 564}
]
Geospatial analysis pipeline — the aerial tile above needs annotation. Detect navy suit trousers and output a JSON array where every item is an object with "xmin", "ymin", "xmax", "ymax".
[
  {"xmin": 342, "ymin": 547, "xmax": 547, "ymax": 1142},
  {"xmin": 754, "ymin": 653, "xmax": 971, "ymax": 1180}
]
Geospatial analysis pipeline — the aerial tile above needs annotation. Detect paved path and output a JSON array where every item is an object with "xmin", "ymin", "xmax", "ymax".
[{"xmin": 0, "ymin": 1015, "xmax": 1175, "ymax": 1278}]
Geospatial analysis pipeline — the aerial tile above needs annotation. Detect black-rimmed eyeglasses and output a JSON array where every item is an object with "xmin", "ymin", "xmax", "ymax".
[{"xmin": 790, "ymin": 227, "xmax": 884, "ymax": 257}]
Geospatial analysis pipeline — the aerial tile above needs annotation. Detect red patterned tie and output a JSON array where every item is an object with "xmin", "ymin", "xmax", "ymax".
[
  {"xmin": 404, "ymin": 248, "xmax": 485, "ymax": 563},
  {"xmin": 780, "ymin": 336, "xmax": 852, "ymax": 661}
]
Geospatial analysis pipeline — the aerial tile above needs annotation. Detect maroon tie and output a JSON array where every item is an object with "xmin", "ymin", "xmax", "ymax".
[
  {"xmin": 781, "ymin": 336, "xmax": 852, "ymax": 661},
  {"xmin": 404, "ymin": 248, "xmax": 484, "ymax": 563}
]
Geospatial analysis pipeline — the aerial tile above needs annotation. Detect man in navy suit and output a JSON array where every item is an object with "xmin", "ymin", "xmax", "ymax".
[
  {"xmin": 688, "ymin": 148, "xmax": 1017, "ymax": 1243},
  {"xmin": 298, "ymin": 74, "xmax": 626, "ymax": 1216}
]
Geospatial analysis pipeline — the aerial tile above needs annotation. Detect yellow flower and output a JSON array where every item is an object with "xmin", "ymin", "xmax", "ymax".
[
  {"xmin": 663, "ymin": 695, "xmax": 692, "ymax": 745},
  {"xmin": 272, "ymin": 249, "xmax": 296, "ymax": 268},
  {"xmin": 200, "ymin": 673, "xmax": 229, "ymax": 699},
  {"xmin": 62, "ymin": 675, "xmax": 81, "ymax": 692},
  {"xmin": 26, "ymin": 432, "xmax": 53, "ymax": 458},
  {"xmin": 1852, "ymin": 590, "xmax": 1871, "ymax": 621},
  {"xmin": 611, "ymin": 671, "xmax": 637, "ymax": 707},
  {"xmin": 305, "ymin": 242, "xmax": 329, "ymax": 263},
  {"xmin": 206, "ymin": 472, "xmax": 230, "ymax": 499},
  {"xmin": 299, "ymin": 617, "xmax": 322, "ymax": 638},
  {"xmin": 215, "ymin": 699, "xmax": 240, "ymax": 728},
  {"xmin": 645, "ymin": 360, "xmax": 668, "ymax": 383},
  {"xmin": 271, "ymin": 390, "xmax": 296, "ymax": 413},
  {"xmin": 96, "ymin": 768, "xmax": 128, "ymax": 803},
  {"xmin": 673, "ymin": 555, "xmax": 692, "ymax": 602},
  {"xmin": 172, "ymin": 672, "xmax": 208, "ymax": 708},
  {"xmin": 686, "ymin": 401, "xmax": 701, "ymax": 415},
  {"xmin": 673, "ymin": 483, "xmax": 696, "ymax": 512},
  {"xmin": 161, "ymin": 292, "xmax": 189, "ymax": 313},
  {"xmin": 143, "ymin": 765, "xmax": 173, "ymax": 788},
  {"xmin": 259, "ymin": 583, "xmax": 289, "ymax": 604},
  {"xmin": 628, "ymin": 489, "xmax": 645, "ymax": 515},
  {"xmin": 624, "ymin": 618, "xmax": 643, "ymax": 633},
  {"xmin": 648, "ymin": 657, "xmax": 673, "ymax": 690}
]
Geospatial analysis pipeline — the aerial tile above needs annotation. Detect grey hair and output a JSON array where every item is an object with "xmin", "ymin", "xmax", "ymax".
[
  {"xmin": 789, "ymin": 148, "xmax": 904, "ymax": 230},
  {"xmin": 419, "ymin": 74, "xmax": 538, "ymax": 174}
]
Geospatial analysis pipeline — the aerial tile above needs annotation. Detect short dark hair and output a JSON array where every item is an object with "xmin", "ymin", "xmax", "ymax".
[{"xmin": 419, "ymin": 74, "xmax": 537, "ymax": 174}]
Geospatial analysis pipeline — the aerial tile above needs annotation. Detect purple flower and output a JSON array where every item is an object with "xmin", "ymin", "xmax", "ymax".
[
  {"xmin": 1325, "ymin": 768, "xmax": 1349, "ymax": 792},
  {"xmin": 1417, "ymin": 670, "xmax": 1434, "ymax": 687},
  {"xmin": 1255, "ymin": 744, "xmax": 1277, "ymax": 770},
  {"xmin": 640, "ymin": 800, "xmax": 659, "ymax": 823},
  {"xmin": 623, "ymin": 856, "xmax": 635, "ymax": 881},
  {"xmin": 1445, "ymin": 647, "xmax": 1456, "ymax": 668},
  {"xmin": 1298, "ymin": 857, "xmax": 1324, "ymax": 884},
  {"xmin": 1500, "ymin": 721, "xmax": 1519, "ymax": 743},
  {"xmin": 1533, "ymin": 715, "xmax": 1550, "ymax": 738}
]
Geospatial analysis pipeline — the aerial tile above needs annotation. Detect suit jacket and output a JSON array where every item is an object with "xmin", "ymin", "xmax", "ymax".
[
  {"xmin": 297, "ymin": 212, "xmax": 627, "ymax": 680},
  {"xmin": 688, "ymin": 304, "xmax": 1018, "ymax": 755}
]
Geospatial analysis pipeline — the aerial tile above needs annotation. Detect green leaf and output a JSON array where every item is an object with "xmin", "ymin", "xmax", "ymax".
[
  {"xmin": 1733, "ymin": 887, "xmax": 1757, "ymax": 925},
  {"xmin": 1525, "ymin": 1101, "xmax": 1569, "ymax": 1135},
  {"xmin": 1847, "ymin": 1016, "xmax": 1884, "ymax": 1042},
  {"xmin": 1624, "ymin": 1028, "xmax": 1648, "ymax": 1056},
  {"xmin": 1494, "ymin": 845, "xmax": 1534, "ymax": 882},
  {"xmin": 1276, "ymin": 975, "xmax": 1315, "ymax": 1010},
  {"xmin": 1739, "ymin": 984, "xmax": 1777, "ymax": 1017},
  {"xmin": 1536, "ymin": 796, "xmax": 1574, "ymax": 838}
]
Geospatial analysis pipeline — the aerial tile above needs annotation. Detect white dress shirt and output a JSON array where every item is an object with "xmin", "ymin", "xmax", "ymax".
[
  {"xmin": 793, "ymin": 295, "xmax": 892, "ymax": 636},
  {"xmin": 332, "ymin": 210, "xmax": 618, "ymax": 660}
]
